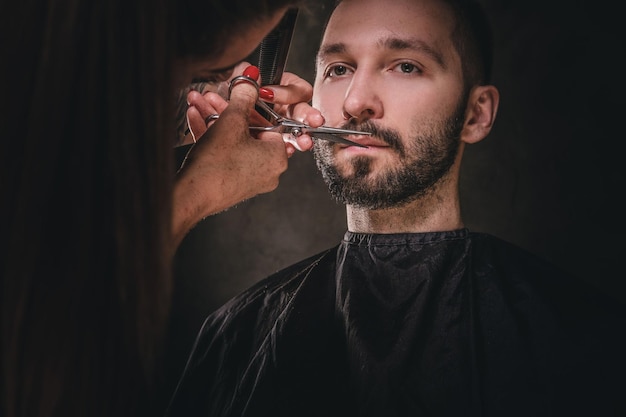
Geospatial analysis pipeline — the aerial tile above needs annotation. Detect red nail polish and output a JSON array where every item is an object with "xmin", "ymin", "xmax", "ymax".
[
  {"xmin": 259, "ymin": 87, "xmax": 274, "ymax": 101},
  {"xmin": 243, "ymin": 65, "xmax": 259, "ymax": 81}
]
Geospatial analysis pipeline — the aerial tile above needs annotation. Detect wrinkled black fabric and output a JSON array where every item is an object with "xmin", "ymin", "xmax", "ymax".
[{"xmin": 166, "ymin": 229, "xmax": 626, "ymax": 417}]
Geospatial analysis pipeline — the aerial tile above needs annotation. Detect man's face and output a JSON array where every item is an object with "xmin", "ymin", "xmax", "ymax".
[{"xmin": 312, "ymin": 0, "xmax": 468, "ymax": 209}]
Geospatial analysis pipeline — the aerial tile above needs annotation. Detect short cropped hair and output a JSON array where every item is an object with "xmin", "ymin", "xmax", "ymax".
[
  {"xmin": 330, "ymin": 0, "xmax": 493, "ymax": 87},
  {"xmin": 445, "ymin": 0, "xmax": 493, "ymax": 86}
]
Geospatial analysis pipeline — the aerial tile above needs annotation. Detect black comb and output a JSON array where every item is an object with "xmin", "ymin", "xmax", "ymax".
[{"xmin": 256, "ymin": 7, "xmax": 299, "ymax": 120}]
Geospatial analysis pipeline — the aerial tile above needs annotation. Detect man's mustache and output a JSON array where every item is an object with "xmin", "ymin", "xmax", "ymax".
[{"xmin": 340, "ymin": 120, "xmax": 404, "ymax": 153}]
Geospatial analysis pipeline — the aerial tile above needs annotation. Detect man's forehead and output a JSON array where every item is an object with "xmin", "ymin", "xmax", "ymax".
[
  {"xmin": 328, "ymin": 1, "xmax": 453, "ymax": 38},
  {"xmin": 319, "ymin": 0, "xmax": 456, "ymax": 61},
  {"xmin": 318, "ymin": 35, "xmax": 446, "ymax": 69}
]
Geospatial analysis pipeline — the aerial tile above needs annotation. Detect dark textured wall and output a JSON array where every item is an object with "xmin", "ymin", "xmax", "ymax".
[{"xmin": 164, "ymin": 0, "xmax": 625, "ymax": 400}]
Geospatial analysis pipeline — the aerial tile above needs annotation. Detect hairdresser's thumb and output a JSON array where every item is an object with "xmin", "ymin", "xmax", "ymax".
[{"xmin": 227, "ymin": 82, "xmax": 258, "ymax": 116}]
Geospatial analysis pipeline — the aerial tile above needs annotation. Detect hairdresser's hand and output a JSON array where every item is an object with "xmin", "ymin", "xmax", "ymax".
[
  {"xmin": 172, "ymin": 66, "xmax": 289, "ymax": 248},
  {"xmin": 186, "ymin": 62, "xmax": 324, "ymax": 154},
  {"xmin": 257, "ymin": 70, "xmax": 325, "ymax": 152}
]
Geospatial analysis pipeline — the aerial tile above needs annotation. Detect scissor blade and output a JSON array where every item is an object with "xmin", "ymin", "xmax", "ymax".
[
  {"xmin": 312, "ymin": 132, "xmax": 368, "ymax": 148},
  {"xmin": 308, "ymin": 126, "xmax": 373, "ymax": 136},
  {"xmin": 248, "ymin": 125, "xmax": 282, "ymax": 132}
]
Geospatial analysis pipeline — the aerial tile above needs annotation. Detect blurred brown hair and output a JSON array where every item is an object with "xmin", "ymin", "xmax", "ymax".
[{"xmin": 0, "ymin": 0, "xmax": 305, "ymax": 416}]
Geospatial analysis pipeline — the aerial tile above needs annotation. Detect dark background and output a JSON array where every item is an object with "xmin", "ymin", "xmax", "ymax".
[{"xmin": 163, "ymin": 0, "xmax": 625, "ymax": 404}]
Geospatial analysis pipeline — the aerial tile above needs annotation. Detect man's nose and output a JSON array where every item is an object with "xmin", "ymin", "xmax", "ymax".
[{"xmin": 342, "ymin": 73, "xmax": 383, "ymax": 123}]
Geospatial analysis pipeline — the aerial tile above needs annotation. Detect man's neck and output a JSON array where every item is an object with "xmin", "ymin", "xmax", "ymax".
[{"xmin": 346, "ymin": 179, "xmax": 463, "ymax": 234}]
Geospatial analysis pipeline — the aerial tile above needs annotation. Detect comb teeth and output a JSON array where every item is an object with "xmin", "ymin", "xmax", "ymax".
[
  {"xmin": 258, "ymin": 32, "xmax": 283, "ymax": 86},
  {"xmin": 257, "ymin": 8, "xmax": 299, "ymax": 86}
]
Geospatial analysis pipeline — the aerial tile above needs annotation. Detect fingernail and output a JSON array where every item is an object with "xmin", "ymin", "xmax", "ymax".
[
  {"xmin": 259, "ymin": 87, "xmax": 274, "ymax": 101},
  {"xmin": 243, "ymin": 65, "xmax": 260, "ymax": 81}
]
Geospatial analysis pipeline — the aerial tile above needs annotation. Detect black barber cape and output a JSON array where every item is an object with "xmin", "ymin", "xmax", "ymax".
[{"xmin": 166, "ymin": 229, "xmax": 626, "ymax": 417}]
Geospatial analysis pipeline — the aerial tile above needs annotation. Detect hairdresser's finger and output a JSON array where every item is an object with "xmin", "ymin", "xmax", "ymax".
[
  {"xmin": 201, "ymin": 92, "xmax": 229, "ymax": 113},
  {"xmin": 187, "ymin": 90, "xmax": 226, "ymax": 118},
  {"xmin": 227, "ymin": 62, "xmax": 253, "ymax": 82},
  {"xmin": 225, "ymin": 74, "xmax": 260, "ymax": 119},
  {"xmin": 293, "ymin": 134, "xmax": 314, "ymax": 153},
  {"xmin": 290, "ymin": 102, "xmax": 325, "ymax": 128},
  {"xmin": 186, "ymin": 106, "xmax": 209, "ymax": 140},
  {"xmin": 282, "ymin": 137, "xmax": 311, "ymax": 156},
  {"xmin": 186, "ymin": 91, "xmax": 216, "ymax": 126},
  {"xmin": 186, "ymin": 92, "xmax": 219, "ymax": 139},
  {"xmin": 259, "ymin": 71, "xmax": 312, "ymax": 105}
]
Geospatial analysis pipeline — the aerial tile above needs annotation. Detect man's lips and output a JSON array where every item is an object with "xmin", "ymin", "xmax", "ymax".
[{"xmin": 341, "ymin": 135, "xmax": 390, "ymax": 148}]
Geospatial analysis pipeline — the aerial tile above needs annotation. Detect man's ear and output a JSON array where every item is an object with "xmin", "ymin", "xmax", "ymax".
[{"xmin": 460, "ymin": 85, "xmax": 499, "ymax": 144}]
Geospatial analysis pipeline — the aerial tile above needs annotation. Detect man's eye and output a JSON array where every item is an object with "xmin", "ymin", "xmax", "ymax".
[
  {"xmin": 397, "ymin": 62, "xmax": 420, "ymax": 74},
  {"xmin": 327, "ymin": 65, "xmax": 350, "ymax": 77}
]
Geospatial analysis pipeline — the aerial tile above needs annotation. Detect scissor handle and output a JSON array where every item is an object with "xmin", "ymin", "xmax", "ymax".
[
  {"xmin": 228, "ymin": 75, "xmax": 260, "ymax": 99},
  {"xmin": 254, "ymin": 100, "xmax": 283, "ymax": 123},
  {"xmin": 248, "ymin": 125, "xmax": 306, "ymax": 140}
]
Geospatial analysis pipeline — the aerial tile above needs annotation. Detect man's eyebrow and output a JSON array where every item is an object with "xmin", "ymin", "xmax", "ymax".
[
  {"xmin": 382, "ymin": 37, "xmax": 446, "ymax": 69},
  {"xmin": 317, "ymin": 37, "xmax": 446, "ymax": 70},
  {"xmin": 317, "ymin": 42, "xmax": 347, "ymax": 63}
]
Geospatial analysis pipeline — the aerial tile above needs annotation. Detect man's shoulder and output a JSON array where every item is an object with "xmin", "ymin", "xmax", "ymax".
[
  {"xmin": 167, "ymin": 246, "xmax": 344, "ymax": 416},
  {"xmin": 249, "ymin": 246, "xmax": 339, "ymax": 299},
  {"xmin": 467, "ymin": 231, "xmax": 625, "ymax": 322},
  {"xmin": 465, "ymin": 233, "xmax": 626, "ymax": 415},
  {"xmin": 468, "ymin": 231, "xmax": 579, "ymax": 281},
  {"xmin": 205, "ymin": 246, "xmax": 340, "ymax": 330}
]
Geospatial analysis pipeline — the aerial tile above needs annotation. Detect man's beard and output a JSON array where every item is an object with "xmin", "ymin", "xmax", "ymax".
[{"xmin": 313, "ymin": 100, "xmax": 466, "ymax": 210}]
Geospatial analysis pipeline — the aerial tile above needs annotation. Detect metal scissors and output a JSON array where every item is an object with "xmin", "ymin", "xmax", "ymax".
[
  {"xmin": 248, "ymin": 99, "xmax": 370, "ymax": 148},
  {"xmin": 229, "ymin": 75, "xmax": 371, "ymax": 148}
]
